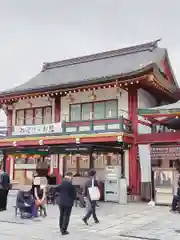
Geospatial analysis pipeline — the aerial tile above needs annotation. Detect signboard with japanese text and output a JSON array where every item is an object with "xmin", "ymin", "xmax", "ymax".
[
  {"xmin": 12, "ymin": 122, "xmax": 62, "ymax": 136},
  {"xmin": 151, "ymin": 145, "xmax": 180, "ymax": 160}
]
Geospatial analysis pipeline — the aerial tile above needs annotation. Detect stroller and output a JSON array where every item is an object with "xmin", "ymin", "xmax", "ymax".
[{"xmin": 15, "ymin": 190, "xmax": 36, "ymax": 218}]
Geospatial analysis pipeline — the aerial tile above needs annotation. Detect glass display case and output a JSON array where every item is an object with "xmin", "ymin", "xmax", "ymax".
[{"xmin": 154, "ymin": 168, "xmax": 178, "ymax": 205}]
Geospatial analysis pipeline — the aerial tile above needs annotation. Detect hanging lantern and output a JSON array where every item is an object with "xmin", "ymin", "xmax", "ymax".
[
  {"xmin": 27, "ymin": 100, "xmax": 33, "ymax": 108},
  {"xmin": 88, "ymin": 90, "xmax": 97, "ymax": 101},
  {"xmin": 116, "ymin": 86, "xmax": 122, "ymax": 98},
  {"xmin": 47, "ymin": 97, "xmax": 53, "ymax": 105},
  {"xmin": 67, "ymin": 93, "xmax": 74, "ymax": 103}
]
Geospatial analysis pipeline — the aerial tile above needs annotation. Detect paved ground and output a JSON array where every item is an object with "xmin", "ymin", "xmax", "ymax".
[{"xmin": 1, "ymin": 191, "xmax": 180, "ymax": 240}]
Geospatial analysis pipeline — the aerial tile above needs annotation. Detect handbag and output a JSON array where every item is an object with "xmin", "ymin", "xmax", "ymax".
[{"xmin": 88, "ymin": 179, "xmax": 100, "ymax": 201}]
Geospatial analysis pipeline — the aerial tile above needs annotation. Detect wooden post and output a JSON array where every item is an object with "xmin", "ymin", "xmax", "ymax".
[{"xmin": 128, "ymin": 87, "xmax": 140, "ymax": 195}]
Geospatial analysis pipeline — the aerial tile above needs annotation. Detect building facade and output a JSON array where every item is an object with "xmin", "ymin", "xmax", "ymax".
[{"xmin": 0, "ymin": 40, "xmax": 178, "ymax": 198}]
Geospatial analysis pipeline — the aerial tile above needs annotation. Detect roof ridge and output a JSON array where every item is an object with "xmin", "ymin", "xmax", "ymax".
[{"xmin": 42, "ymin": 39, "xmax": 161, "ymax": 71}]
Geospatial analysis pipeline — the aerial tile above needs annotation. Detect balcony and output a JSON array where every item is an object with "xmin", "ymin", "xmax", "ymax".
[
  {"xmin": 63, "ymin": 116, "xmax": 132, "ymax": 134},
  {"xmin": 2, "ymin": 112, "xmax": 132, "ymax": 138}
]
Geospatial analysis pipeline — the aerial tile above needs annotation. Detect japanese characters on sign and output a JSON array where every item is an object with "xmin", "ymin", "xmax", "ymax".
[{"xmin": 151, "ymin": 145, "xmax": 180, "ymax": 160}]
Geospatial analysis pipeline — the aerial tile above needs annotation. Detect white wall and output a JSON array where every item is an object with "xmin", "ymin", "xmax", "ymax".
[
  {"xmin": 138, "ymin": 116, "xmax": 152, "ymax": 134},
  {"xmin": 137, "ymin": 89, "xmax": 157, "ymax": 183},
  {"xmin": 12, "ymin": 97, "xmax": 55, "ymax": 126},
  {"xmin": 138, "ymin": 144, "xmax": 151, "ymax": 182},
  {"xmin": 125, "ymin": 150, "xmax": 129, "ymax": 186},
  {"xmin": 137, "ymin": 89, "xmax": 157, "ymax": 134},
  {"xmin": 61, "ymin": 88, "xmax": 128, "ymax": 121},
  {"xmin": 138, "ymin": 88, "xmax": 157, "ymax": 109}
]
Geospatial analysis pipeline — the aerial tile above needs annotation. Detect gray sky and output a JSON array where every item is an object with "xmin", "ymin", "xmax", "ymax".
[
  {"xmin": 0, "ymin": 0, "xmax": 179, "ymax": 125},
  {"xmin": 0, "ymin": 0, "xmax": 180, "ymax": 93}
]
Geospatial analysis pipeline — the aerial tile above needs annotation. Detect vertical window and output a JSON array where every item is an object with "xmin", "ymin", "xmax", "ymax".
[
  {"xmin": 34, "ymin": 108, "xmax": 43, "ymax": 124},
  {"xmin": 25, "ymin": 109, "xmax": 33, "ymax": 125},
  {"xmin": 82, "ymin": 103, "xmax": 92, "ymax": 120},
  {"xmin": 43, "ymin": 107, "xmax": 52, "ymax": 124},
  {"xmin": 94, "ymin": 102, "xmax": 105, "ymax": 119},
  {"xmin": 105, "ymin": 100, "xmax": 117, "ymax": 118},
  {"xmin": 70, "ymin": 104, "xmax": 81, "ymax": 121},
  {"xmin": 16, "ymin": 110, "xmax": 24, "ymax": 126}
]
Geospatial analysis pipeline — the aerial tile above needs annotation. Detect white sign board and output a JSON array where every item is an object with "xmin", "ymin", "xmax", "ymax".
[
  {"xmin": 51, "ymin": 155, "xmax": 58, "ymax": 168},
  {"xmin": 138, "ymin": 144, "xmax": 151, "ymax": 182},
  {"xmin": 12, "ymin": 122, "xmax": 62, "ymax": 136}
]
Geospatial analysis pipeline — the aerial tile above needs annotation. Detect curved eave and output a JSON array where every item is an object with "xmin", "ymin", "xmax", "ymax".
[
  {"xmin": 153, "ymin": 66, "xmax": 177, "ymax": 93},
  {"xmin": 0, "ymin": 64, "xmax": 154, "ymax": 101},
  {"xmin": 164, "ymin": 50, "xmax": 179, "ymax": 88}
]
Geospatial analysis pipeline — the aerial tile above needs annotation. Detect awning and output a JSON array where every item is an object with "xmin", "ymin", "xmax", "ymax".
[
  {"xmin": 138, "ymin": 101, "xmax": 180, "ymax": 123},
  {"xmin": 138, "ymin": 101, "xmax": 180, "ymax": 116}
]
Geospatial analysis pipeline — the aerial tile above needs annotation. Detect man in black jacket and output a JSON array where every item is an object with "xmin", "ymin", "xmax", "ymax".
[
  {"xmin": 56, "ymin": 172, "xmax": 76, "ymax": 235},
  {"xmin": 0, "ymin": 164, "xmax": 10, "ymax": 211},
  {"xmin": 82, "ymin": 170, "xmax": 99, "ymax": 225}
]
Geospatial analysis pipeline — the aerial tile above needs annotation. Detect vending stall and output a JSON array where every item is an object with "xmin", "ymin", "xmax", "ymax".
[{"xmin": 151, "ymin": 145, "xmax": 180, "ymax": 205}]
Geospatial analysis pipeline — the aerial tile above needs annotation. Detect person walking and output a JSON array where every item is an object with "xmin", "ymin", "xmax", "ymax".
[
  {"xmin": 82, "ymin": 170, "xmax": 100, "ymax": 225},
  {"xmin": 0, "ymin": 163, "xmax": 11, "ymax": 211},
  {"xmin": 56, "ymin": 172, "xmax": 76, "ymax": 235},
  {"xmin": 170, "ymin": 176, "xmax": 180, "ymax": 212}
]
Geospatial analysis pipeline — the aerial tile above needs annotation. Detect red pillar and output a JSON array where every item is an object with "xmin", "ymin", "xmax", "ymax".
[
  {"xmin": 5, "ymin": 156, "xmax": 10, "ymax": 175},
  {"xmin": 128, "ymin": 87, "xmax": 140, "ymax": 195},
  {"xmin": 7, "ymin": 108, "xmax": 13, "ymax": 136},
  {"xmin": 55, "ymin": 97, "xmax": 61, "ymax": 123},
  {"xmin": 53, "ymin": 97, "xmax": 61, "ymax": 183}
]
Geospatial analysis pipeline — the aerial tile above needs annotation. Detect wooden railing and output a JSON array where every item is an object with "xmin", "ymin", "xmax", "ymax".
[{"xmin": 1, "ymin": 114, "xmax": 132, "ymax": 138}]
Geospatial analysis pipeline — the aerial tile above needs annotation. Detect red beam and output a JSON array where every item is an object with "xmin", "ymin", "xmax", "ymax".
[
  {"xmin": 123, "ymin": 135, "xmax": 134, "ymax": 143},
  {"xmin": 137, "ymin": 132, "xmax": 180, "ymax": 144},
  {"xmin": 142, "ymin": 113, "xmax": 180, "ymax": 118},
  {"xmin": 0, "ymin": 134, "xmax": 134, "ymax": 148}
]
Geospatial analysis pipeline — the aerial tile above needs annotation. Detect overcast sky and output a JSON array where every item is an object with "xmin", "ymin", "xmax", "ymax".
[{"xmin": 0, "ymin": 0, "xmax": 179, "ymax": 123}]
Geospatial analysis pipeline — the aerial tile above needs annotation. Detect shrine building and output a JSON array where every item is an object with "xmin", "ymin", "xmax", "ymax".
[{"xmin": 0, "ymin": 39, "xmax": 178, "ymax": 199}]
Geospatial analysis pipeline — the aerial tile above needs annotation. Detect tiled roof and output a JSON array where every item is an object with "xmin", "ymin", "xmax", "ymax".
[{"xmin": 1, "ymin": 39, "xmax": 169, "ymax": 96}]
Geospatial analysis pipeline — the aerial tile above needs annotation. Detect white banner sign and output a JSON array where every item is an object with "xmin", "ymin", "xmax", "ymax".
[
  {"xmin": 12, "ymin": 122, "xmax": 62, "ymax": 136},
  {"xmin": 138, "ymin": 144, "xmax": 151, "ymax": 182}
]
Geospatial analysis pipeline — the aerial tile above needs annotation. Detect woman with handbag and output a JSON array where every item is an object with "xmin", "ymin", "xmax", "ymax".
[{"xmin": 82, "ymin": 170, "xmax": 100, "ymax": 225}]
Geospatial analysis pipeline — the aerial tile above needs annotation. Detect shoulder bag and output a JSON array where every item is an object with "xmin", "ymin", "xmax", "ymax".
[{"xmin": 88, "ymin": 178, "xmax": 100, "ymax": 201}]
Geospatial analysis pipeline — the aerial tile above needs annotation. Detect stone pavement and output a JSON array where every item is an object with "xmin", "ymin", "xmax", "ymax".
[{"xmin": 1, "ymin": 192, "xmax": 180, "ymax": 239}]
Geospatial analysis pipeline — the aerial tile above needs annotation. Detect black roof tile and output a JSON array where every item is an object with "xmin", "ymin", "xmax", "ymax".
[{"xmin": 1, "ymin": 39, "xmax": 172, "ymax": 96}]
